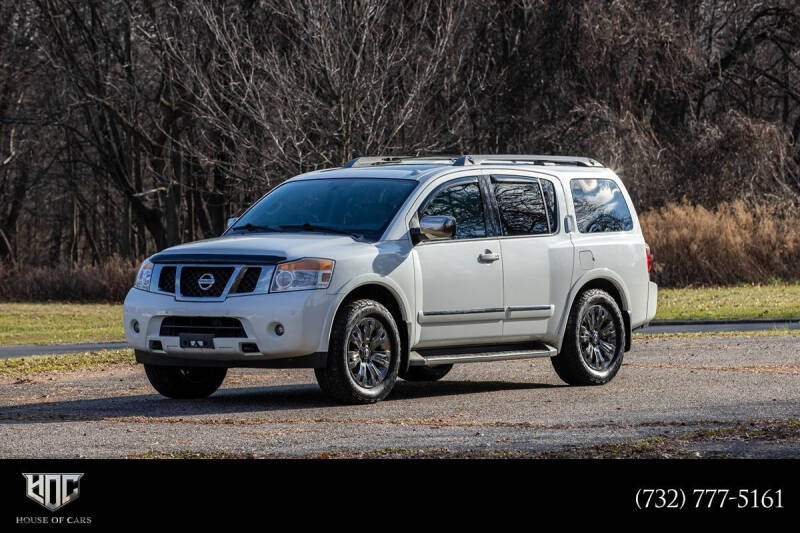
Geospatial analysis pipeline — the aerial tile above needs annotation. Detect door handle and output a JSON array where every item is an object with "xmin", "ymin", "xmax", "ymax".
[{"xmin": 479, "ymin": 250, "xmax": 500, "ymax": 262}]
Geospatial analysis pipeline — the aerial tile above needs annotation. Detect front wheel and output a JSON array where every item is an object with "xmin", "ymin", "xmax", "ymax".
[
  {"xmin": 550, "ymin": 288, "xmax": 625, "ymax": 386},
  {"xmin": 144, "ymin": 365, "xmax": 227, "ymax": 399},
  {"xmin": 315, "ymin": 299, "xmax": 401, "ymax": 404}
]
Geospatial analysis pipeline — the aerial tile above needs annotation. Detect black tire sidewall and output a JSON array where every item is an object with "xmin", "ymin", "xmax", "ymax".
[
  {"xmin": 144, "ymin": 364, "xmax": 227, "ymax": 399},
  {"xmin": 572, "ymin": 291, "xmax": 625, "ymax": 381},
  {"xmin": 400, "ymin": 364, "xmax": 453, "ymax": 382},
  {"xmin": 334, "ymin": 300, "xmax": 401, "ymax": 401}
]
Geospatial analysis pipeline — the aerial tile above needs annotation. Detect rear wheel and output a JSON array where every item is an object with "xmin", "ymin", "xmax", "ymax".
[
  {"xmin": 315, "ymin": 299, "xmax": 401, "ymax": 404},
  {"xmin": 551, "ymin": 288, "xmax": 625, "ymax": 385},
  {"xmin": 400, "ymin": 364, "xmax": 453, "ymax": 382},
  {"xmin": 144, "ymin": 365, "xmax": 227, "ymax": 399}
]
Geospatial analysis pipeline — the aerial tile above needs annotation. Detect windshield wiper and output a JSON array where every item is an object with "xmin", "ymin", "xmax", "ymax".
[
  {"xmin": 231, "ymin": 223, "xmax": 282, "ymax": 233},
  {"xmin": 279, "ymin": 223, "xmax": 365, "ymax": 240}
]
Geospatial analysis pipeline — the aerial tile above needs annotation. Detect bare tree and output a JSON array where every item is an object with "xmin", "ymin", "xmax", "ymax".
[{"xmin": 1, "ymin": 0, "xmax": 799, "ymax": 272}]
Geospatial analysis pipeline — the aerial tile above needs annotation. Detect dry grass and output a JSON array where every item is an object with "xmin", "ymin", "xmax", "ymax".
[
  {"xmin": 1, "ymin": 202, "xmax": 800, "ymax": 300},
  {"xmin": 635, "ymin": 329, "xmax": 800, "ymax": 340},
  {"xmin": 0, "ymin": 257, "xmax": 137, "ymax": 303},
  {"xmin": 0, "ymin": 349, "xmax": 134, "ymax": 377},
  {"xmin": 640, "ymin": 201, "xmax": 800, "ymax": 287},
  {"xmin": 126, "ymin": 419, "xmax": 800, "ymax": 459}
]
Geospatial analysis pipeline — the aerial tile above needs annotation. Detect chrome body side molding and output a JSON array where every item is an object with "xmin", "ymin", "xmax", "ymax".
[{"xmin": 418, "ymin": 304, "xmax": 554, "ymax": 324}]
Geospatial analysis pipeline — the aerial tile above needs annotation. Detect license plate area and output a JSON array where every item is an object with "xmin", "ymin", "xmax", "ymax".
[{"xmin": 179, "ymin": 333, "xmax": 215, "ymax": 349}]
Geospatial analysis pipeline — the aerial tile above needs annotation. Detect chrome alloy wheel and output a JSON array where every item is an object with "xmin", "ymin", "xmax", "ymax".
[
  {"xmin": 347, "ymin": 317, "xmax": 392, "ymax": 388},
  {"xmin": 579, "ymin": 304, "xmax": 619, "ymax": 371}
]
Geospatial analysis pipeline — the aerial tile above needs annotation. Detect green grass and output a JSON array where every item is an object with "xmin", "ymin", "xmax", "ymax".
[
  {"xmin": 0, "ymin": 303, "xmax": 123, "ymax": 345},
  {"xmin": 655, "ymin": 282, "xmax": 800, "ymax": 321},
  {"xmin": 0, "ymin": 349, "xmax": 134, "ymax": 377},
  {"xmin": 0, "ymin": 282, "xmax": 798, "ymax": 347}
]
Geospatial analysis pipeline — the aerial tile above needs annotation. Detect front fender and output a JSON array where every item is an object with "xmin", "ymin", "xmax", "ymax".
[{"xmin": 316, "ymin": 274, "xmax": 414, "ymax": 353}]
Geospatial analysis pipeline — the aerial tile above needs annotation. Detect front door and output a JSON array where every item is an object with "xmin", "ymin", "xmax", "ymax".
[{"xmin": 413, "ymin": 177, "xmax": 504, "ymax": 347}]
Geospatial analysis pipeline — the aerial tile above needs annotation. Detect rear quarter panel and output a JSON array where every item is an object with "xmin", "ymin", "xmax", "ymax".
[{"xmin": 564, "ymin": 172, "xmax": 651, "ymax": 329}]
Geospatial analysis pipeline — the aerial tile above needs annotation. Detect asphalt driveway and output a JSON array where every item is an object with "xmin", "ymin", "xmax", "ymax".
[{"xmin": 0, "ymin": 333, "xmax": 798, "ymax": 458}]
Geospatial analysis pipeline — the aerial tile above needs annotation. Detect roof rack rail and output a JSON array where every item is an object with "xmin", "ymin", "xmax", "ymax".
[
  {"xmin": 454, "ymin": 154, "xmax": 603, "ymax": 167},
  {"xmin": 342, "ymin": 154, "xmax": 604, "ymax": 168},
  {"xmin": 342, "ymin": 155, "xmax": 459, "ymax": 168}
]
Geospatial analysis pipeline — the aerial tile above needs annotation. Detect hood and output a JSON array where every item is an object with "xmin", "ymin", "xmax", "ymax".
[{"xmin": 150, "ymin": 233, "xmax": 372, "ymax": 264}]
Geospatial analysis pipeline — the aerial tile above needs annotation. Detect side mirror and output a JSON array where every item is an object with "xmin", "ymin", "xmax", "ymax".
[
  {"xmin": 413, "ymin": 215, "xmax": 456, "ymax": 244},
  {"xmin": 225, "ymin": 217, "xmax": 239, "ymax": 231}
]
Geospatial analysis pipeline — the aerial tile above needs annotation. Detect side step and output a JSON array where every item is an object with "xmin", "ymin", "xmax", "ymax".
[{"xmin": 409, "ymin": 342, "xmax": 557, "ymax": 367}]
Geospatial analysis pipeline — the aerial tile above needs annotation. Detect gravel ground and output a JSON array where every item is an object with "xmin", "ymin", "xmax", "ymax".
[{"xmin": 0, "ymin": 334, "xmax": 798, "ymax": 458}]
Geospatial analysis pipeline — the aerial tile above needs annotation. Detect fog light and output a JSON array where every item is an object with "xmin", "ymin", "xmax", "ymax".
[
  {"xmin": 274, "ymin": 324, "xmax": 285, "ymax": 336},
  {"xmin": 131, "ymin": 320, "xmax": 140, "ymax": 334}
]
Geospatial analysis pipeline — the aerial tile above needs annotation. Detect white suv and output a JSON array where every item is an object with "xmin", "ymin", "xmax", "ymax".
[{"xmin": 124, "ymin": 155, "xmax": 657, "ymax": 404}]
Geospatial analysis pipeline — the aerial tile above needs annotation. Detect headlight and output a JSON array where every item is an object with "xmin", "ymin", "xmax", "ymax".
[
  {"xmin": 134, "ymin": 258, "xmax": 155, "ymax": 291},
  {"xmin": 270, "ymin": 258, "xmax": 334, "ymax": 292}
]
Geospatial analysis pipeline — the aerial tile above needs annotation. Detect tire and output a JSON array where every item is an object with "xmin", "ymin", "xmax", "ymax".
[
  {"xmin": 400, "ymin": 364, "xmax": 453, "ymax": 382},
  {"xmin": 144, "ymin": 365, "xmax": 227, "ymax": 399},
  {"xmin": 314, "ymin": 299, "xmax": 401, "ymax": 404},
  {"xmin": 551, "ymin": 288, "xmax": 626, "ymax": 386}
]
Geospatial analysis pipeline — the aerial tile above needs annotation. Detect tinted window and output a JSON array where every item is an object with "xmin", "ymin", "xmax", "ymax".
[
  {"xmin": 493, "ymin": 181, "xmax": 550, "ymax": 235},
  {"xmin": 541, "ymin": 179, "xmax": 558, "ymax": 232},
  {"xmin": 571, "ymin": 179, "xmax": 633, "ymax": 233},
  {"xmin": 421, "ymin": 181, "xmax": 487, "ymax": 239},
  {"xmin": 231, "ymin": 178, "xmax": 417, "ymax": 241}
]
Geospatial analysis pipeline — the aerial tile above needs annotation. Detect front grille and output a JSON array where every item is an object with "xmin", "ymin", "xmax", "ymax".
[
  {"xmin": 158, "ymin": 266, "xmax": 176, "ymax": 293},
  {"xmin": 179, "ymin": 267, "xmax": 234, "ymax": 297},
  {"xmin": 232, "ymin": 267, "xmax": 262, "ymax": 293},
  {"xmin": 159, "ymin": 316, "xmax": 247, "ymax": 338}
]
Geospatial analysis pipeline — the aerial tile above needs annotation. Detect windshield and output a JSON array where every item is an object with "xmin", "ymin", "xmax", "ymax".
[{"xmin": 229, "ymin": 178, "xmax": 418, "ymax": 241}]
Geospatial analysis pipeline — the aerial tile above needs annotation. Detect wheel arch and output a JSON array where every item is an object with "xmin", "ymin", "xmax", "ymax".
[
  {"xmin": 321, "ymin": 281, "xmax": 412, "ymax": 371},
  {"xmin": 558, "ymin": 270, "xmax": 633, "ymax": 352}
]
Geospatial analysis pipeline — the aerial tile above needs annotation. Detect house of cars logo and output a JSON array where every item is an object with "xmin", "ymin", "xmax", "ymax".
[
  {"xmin": 23, "ymin": 473, "xmax": 83, "ymax": 512},
  {"xmin": 197, "ymin": 272, "xmax": 215, "ymax": 291}
]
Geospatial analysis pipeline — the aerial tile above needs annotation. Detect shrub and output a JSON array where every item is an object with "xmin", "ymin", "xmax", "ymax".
[
  {"xmin": 0, "ymin": 257, "xmax": 138, "ymax": 303},
  {"xmin": 2, "ymin": 202, "xmax": 800, "ymax": 301},
  {"xmin": 640, "ymin": 201, "xmax": 800, "ymax": 287}
]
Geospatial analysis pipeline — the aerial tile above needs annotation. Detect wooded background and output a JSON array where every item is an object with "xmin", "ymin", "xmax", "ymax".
[{"xmin": 1, "ymin": 0, "xmax": 800, "ymax": 290}]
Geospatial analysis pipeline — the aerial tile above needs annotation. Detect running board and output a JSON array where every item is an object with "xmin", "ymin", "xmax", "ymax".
[{"xmin": 409, "ymin": 342, "xmax": 557, "ymax": 367}]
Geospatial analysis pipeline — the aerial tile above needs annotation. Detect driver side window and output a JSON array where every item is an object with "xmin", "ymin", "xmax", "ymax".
[{"xmin": 420, "ymin": 181, "xmax": 487, "ymax": 240}]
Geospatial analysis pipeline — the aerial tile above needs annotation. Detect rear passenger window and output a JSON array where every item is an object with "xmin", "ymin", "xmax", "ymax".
[
  {"xmin": 493, "ymin": 180, "xmax": 551, "ymax": 235},
  {"xmin": 570, "ymin": 179, "xmax": 633, "ymax": 233}
]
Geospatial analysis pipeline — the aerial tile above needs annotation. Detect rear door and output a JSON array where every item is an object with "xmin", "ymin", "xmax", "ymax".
[
  {"xmin": 413, "ymin": 177, "xmax": 505, "ymax": 347},
  {"xmin": 488, "ymin": 174, "xmax": 574, "ymax": 340}
]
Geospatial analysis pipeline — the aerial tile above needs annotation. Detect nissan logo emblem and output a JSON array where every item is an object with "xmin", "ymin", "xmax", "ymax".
[{"xmin": 197, "ymin": 273, "xmax": 215, "ymax": 291}]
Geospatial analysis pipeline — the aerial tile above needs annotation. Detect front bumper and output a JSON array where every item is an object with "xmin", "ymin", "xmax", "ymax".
[{"xmin": 123, "ymin": 287, "xmax": 336, "ymax": 365}]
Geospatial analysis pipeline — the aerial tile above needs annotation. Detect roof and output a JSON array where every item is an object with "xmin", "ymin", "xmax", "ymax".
[
  {"xmin": 343, "ymin": 154, "xmax": 603, "ymax": 168},
  {"xmin": 291, "ymin": 154, "xmax": 612, "ymax": 183},
  {"xmin": 292, "ymin": 165, "xmax": 444, "ymax": 182}
]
